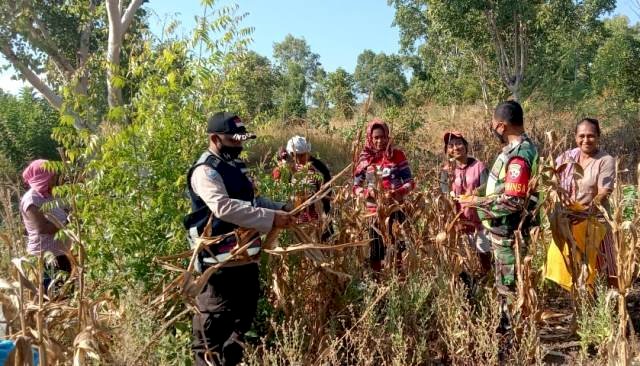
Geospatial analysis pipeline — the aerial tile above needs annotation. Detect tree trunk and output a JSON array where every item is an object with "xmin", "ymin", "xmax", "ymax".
[
  {"xmin": 0, "ymin": 43, "xmax": 63, "ymax": 110},
  {"xmin": 472, "ymin": 53, "xmax": 491, "ymax": 116},
  {"xmin": 363, "ymin": 91, "xmax": 372, "ymax": 118},
  {"xmin": 106, "ymin": 0, "xmax": 144, "ymax": 111},
  {"xmin": 508, "ymin": 82, "xmax": 521, "ymax": 102},
  {"xmin": 484, "ymin": 7, "xmax": 527, "ymax": 102}
]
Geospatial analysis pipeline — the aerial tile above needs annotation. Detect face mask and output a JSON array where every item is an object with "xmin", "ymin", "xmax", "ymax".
[
  {"xmin": 491, "ymin": 126, "xmax": 507, "ymax": 144},
  {"xmin": 219, "ymin": 144, "xmax": 243, "ymax": 160}
]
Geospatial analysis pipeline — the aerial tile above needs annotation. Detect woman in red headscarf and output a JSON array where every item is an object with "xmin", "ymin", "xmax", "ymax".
[
  {"xmin": 353, "ymin": 119, "xmax": 415, "ymax": 273},
  {"xmin": 19, "ymin": 159, "xmax": 71, "ymax": 291}
]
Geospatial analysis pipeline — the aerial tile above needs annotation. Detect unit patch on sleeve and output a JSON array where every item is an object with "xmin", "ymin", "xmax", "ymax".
[{"xmin": 504, "ymin": 157, "xmax": 530, "ymax": 197}]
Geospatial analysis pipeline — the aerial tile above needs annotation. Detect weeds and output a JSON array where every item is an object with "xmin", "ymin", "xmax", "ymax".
[{"xmin": 0, "ymin": 107, "xmax": 639, "ymax": 365}]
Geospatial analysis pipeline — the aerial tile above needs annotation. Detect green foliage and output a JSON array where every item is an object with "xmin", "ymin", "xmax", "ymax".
[
  {"xmin": 272, "ymin": 35, "xmax": 325, "ymax": 121},
  {"xmin": 389, "ymin": 0, "xmax": 617, "ymax": 104},
  {"xmin": 0, "ymin": 0, "xmax": 150, "ymax": 120},
  {"xmin": 229, "ymin": 51, "xmax": 277, "ymax": 121},
  {"xmin": 577, "ymin": 282, "xmax": 615, "ymax": 357},
  {"xmin": 48, "ymin": 2, "xmax": 256, "ymax": 292},
  {"xmin": 354, "ymin": 50, "xmax": 408, "ymax": 107},
  {"xmin": 622, "ymin": 184, "xmax": 638, "ymax": 221},
  {"xmin": 275, "ymin": 61, "xmax": 308, "ymax": 120},
  {"xmin": 0, "ymin": 89, "xmax": 60, "ymax": 174},
  {"xmin": 0, "ymin": 1, "xmax": 96, "ymax": 77},
  {"xmin": 589, "ymin": 16, "xmax": 640, "ymax": 116},
  {"xmin": 273, "ymin": 34, "xmax": 322, "ymax": 84},
  {"xmin": 325, "ymin": 68, "xmax": 356, "ymax": 119}
]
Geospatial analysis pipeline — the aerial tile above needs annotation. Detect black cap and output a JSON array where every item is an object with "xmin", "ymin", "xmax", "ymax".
[{"xmin": 207, "ymin": 112, "xmax": 256, "ymax": 141}]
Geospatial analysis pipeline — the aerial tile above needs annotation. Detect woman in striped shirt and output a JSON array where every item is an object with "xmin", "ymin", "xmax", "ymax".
[{"xmin": 20, "ymin": 159, "xmax": 71, "ymax": 291}]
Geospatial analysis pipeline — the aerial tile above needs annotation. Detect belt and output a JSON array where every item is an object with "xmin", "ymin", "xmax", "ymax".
[{"xmin": 201, "ymin": 235, "xmax": 261, "ymax": 265}]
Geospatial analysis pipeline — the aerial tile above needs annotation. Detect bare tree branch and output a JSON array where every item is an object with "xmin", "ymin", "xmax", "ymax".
[
  {"xmin": 106, "ymin": 0, "xmax": 124, "ymax": 108},
  {"xmin": 30, "ymin": 16, "xmax": 76, "ymax": 77},
  {"xmin": 485, "ymin": 9, "xmax": 510, "ymax": 86},
  {"xmin": 121, "ymin": 0, "xmax": 145, "ymax": 32},
  {"xmin": 0, "ymin": 42, "xmax": 63, "ymax": 110},
  {"xmin": 76, "ymin": 1, "xmax": 96, "ymax": 96},
  {"xmin": 105, "ymin": 0, "xmax": 144, "ymax": 110},
  {"xmin": 484, "ymin": 5, "xmax": 526, "ymax": 100}
]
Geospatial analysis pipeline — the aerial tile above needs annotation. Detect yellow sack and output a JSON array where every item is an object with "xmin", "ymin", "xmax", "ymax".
[{"xmin": 544, "ymin": 217, "xmax": 607, "ymax": 290}]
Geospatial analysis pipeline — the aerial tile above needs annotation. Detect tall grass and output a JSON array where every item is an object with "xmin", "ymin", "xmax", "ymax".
[{"xmin": 0, "ymin": 105, "xmax": 638, "ymax": 365}]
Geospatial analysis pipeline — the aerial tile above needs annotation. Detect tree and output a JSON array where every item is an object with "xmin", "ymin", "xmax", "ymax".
[
  {"xmin": 59, "ymin": 2, "xmax": 256, "ymax": 290},
  {"xmin": 106, "ymin": 0, "xmax": 145, "ymax": 109},
  {"xmin": 229, "ymin": 51, "xmax": 277, "ymax": 121},
  {"xmin": 354, "ymin": 50, "xmax": 408, "ymax": 108},
  {"xmin": 0, "ymin": 0, "xmax": 147, "ymax": 129},
  {"xmin": 0, "ymin": 88, "xmax": 59, "ymax": 174},
  {"xmin": 273, "ymin": 34, "xmax": 321, "ymax": 83},
  {"xmin": 590, "ymin": 16, "xmax": 640, "ymax": 112},
  {"xmin": 275, "ymin": 61, "xmax": 307, "ymax": 120},
  {"xmin": 325, "ymin": 68, "xmax": 356, "ymax": 119},
  {"xmin": 307, "ymin": 68, "xmax": 332, "ymax": 125},
  {"xmin": 389, "ymin": 0, "xmax": 615, "ymax": 102},
  {"xmin": 273, "ymin": 34, "xmax": 324, "ymax": 117}
]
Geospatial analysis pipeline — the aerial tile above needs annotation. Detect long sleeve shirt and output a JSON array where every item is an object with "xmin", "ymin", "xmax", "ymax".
[
  {"xmin": 190, "ymin": 162, "xmax": 285, "ymax": 234},
  {"xmin": 477, "ymin": 134, "xmax": 538, "ymax": 233},
  {"xmin": 353, "ymin": 148, "xmax": 415, "ymax": 212}
]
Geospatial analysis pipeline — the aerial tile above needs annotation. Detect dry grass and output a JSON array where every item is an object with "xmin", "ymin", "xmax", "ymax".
[{"xmin": 0, "ymin": 104, "xmax": 638, "ymax": 365}]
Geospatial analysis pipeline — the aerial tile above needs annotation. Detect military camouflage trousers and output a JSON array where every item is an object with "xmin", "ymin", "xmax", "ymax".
[{"xmin": 489, "ymin": 232, "xmax": 528, "ymax": 295}]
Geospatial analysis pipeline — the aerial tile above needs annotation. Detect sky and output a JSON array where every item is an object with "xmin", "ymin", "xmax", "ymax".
[
  {"xmin": 1, "ymin": 0, "xmax": 639, "ymax": 94},
  {"xmin": 147, "ymin": 0, "xmax": 401, "ymax": 72}
]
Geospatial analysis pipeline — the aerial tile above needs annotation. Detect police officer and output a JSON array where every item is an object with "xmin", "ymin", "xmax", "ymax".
[
  {"xmin": 184, "ymin": 112, "xmax": 294, "ymax": 366},
  {"xmin": 460, "ymin": 101, "xmax": 538, "ymax": 331}
]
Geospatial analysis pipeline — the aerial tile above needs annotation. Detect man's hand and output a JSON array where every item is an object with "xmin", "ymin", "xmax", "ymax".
[
  {"xmin": 273, "ymin": 211, "xmax": 295, "ymax": 229},
  {"xmin": 282, "ymin": 202, "xmax": 294, "ymax": 212},
  {"xmin": 457, "ymin": 195, "xmax": 486, "ymax": 206}
]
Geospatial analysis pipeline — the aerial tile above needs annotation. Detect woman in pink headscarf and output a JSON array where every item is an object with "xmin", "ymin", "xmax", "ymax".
[
  {"xmin": 19, "ymin": 159, "xmax": 71, "ymax": 290},
  {"xmin": 353, "ymin": 119, "xmax": 415, "ymax": 274}
]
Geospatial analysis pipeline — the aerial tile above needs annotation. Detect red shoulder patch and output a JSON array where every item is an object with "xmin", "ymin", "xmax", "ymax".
[{"xmin": 504, "ymin": 157, "xmax": 530, "ymax": 197}]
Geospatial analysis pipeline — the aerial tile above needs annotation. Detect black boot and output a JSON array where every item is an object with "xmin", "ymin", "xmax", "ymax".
[
  {"xmin": 458, "ymin": 271, "xmax": 475, "ymax": 302},
  {"xmin": 496, "ymin": 298, "xmax": 514, "ymax": 363}
]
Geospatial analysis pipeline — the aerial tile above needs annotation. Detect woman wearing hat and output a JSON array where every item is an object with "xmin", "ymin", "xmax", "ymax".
[
  {"xmin": 273, "ymin": 136, "xmax": 333, "ymax": 239},
  {"xmin": 440, "ymin": 131, "xmax": 492, "ymax": 275}
]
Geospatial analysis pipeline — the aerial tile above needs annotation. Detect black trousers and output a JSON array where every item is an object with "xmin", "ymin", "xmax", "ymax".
[
  {"xmin": 369, "ymin": 211, "xmax": 406, "ymax": 262},
  {"xmin": 192, "ymin": 263, "xmax": 260, "ymax": 366},
  {"xmin": 43, "ymin": 254, "xmax": 71, "ymax": 291}
]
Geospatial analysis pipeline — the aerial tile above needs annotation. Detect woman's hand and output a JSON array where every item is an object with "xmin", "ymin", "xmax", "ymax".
[
  {"xmin": 592, "ymin": 192, "xmax": 609, "ymax": 208},
  {"xmin": 366, "ymin": 188, "xmax": 376, "ymax": 200}
]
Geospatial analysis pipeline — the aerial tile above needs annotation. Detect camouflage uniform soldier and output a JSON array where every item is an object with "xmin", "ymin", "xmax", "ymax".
[{"xmin": 460, "ymin": 101, "xmax": 538, "ymax": 330}]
